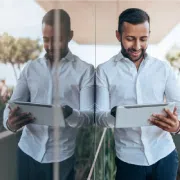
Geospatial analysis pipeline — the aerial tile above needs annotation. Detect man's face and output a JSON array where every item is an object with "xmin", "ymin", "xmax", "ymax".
[
  {"xmin": 42, "ymin": 23, "xmax": 72, "ymax": 61},
  {"xmin": 116, "ymin": 21, "xmax": 150, "ymax": 62}
]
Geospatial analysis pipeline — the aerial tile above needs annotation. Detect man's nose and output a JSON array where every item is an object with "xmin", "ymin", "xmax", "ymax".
[
  {"xmin": 133, "ymin": 40, "xmax": 141, "ymax": 51},
  {"xmin": 48, "ymin": 40, "xmax": 54, "ymax": 50}
]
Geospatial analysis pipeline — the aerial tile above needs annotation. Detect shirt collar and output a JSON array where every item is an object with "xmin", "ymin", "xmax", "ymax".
[{"xmin": 63, "ymin": 50, "xmax": 74, "ymax": 62}]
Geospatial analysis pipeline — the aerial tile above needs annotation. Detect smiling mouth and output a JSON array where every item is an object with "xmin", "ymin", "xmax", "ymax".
[{"xmin": 129, "ymin": 50, "xmax": 142, "ymax": 57}]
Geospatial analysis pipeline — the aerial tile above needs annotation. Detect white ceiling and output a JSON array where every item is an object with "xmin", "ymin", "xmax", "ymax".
[{"xmin": 36, "ymin": 0, "xmax": 180, "ymax": 45}]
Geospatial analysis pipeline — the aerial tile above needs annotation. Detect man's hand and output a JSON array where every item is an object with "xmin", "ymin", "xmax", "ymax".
[
  {"xmin": 62, "ymin": 105, "xmax": 73, "ymax": 119},
  {"xmin": 150, "ymin": 107, "xmax": 180, "ymax": 133},
  {"xmin": 7, "ymin": 106, "xmax": 35, "ymax": 132},
  {"xmin": 111, "ymin": 106, "xmax": 117, "ymax": 117}
]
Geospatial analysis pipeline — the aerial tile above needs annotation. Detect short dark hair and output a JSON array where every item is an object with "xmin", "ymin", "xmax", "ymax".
[
  {"xmin": 118, "ymin": 8, "xmax": 150, "ymax": 33},
  {"xmin": 42, "ymin": 9, "xmax": 71, "ymax": 32}
]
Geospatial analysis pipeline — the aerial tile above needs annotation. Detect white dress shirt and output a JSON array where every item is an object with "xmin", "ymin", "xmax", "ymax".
[
  {"xmin": 96, "ymin": 51, "xmax": 180, "ymax": 166},
  {"xmin": 3, "ymin": 51, "xmax": 94, "ymax": 163}
]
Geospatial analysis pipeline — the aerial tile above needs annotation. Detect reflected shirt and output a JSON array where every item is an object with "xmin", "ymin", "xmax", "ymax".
[
  {"xmin": 96, "ymin": 51, "xmax": 180, "ymax": 166},
  {"xmin": 3, "ymin": 51, "xmax": 95, "ymax": 163}
]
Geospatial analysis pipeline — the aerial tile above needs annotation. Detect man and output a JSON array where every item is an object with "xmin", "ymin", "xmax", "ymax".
[
  {"xmin": 3, "ymin": 9, "xmax": 94, "ymax": 180},
  {"xmin": 96, "ymin": 8, "xmax": 180, "ymax": 180}
]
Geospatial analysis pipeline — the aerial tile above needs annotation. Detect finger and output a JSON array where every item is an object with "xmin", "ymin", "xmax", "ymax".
[
  {"xmin": 150, "ymin": 118, "xmax": 171, "ymax": 129},
  {"xmin": 15, "ymin": 120, "xmax": 34, "ymax": 130},
  {"xmin": 164, "ymin": 108, "xmax": 177, "ymax": 121},
  {"xmin": 9, "ymin": 106, "xmax": 20, "ymax": 117},
  {"xmin": 174, "ymin": 112, "xmax": 178, "ymax": 116},
  {"xmin": 9, "ymin": 111, "xmax": 26, "ymax": 121},
  {"xmin": 18, "ymin": 112, "xmax": 33, "ymax": 119},
  {"xmin": 10, "ymin": 112, "xmax": 33, "ymax": 125},
  {"xmin": 152, "ymin": 114, "xmax": 175, "ymax": 127},
  {"xmin": 155, "ymin": 124, "xmax": 169, "ymax": 131},
  {"xmin": 20, "ymin": 118, "xmax": 35, "ymax": 127},
  {"xmin": 173, "ymin": 107, "xmax": 177, "ymax": 114},
  {"xmin": 8, "ymin": 105, "xmax": 12, "ymax": 111},
  {"xmin": 14, "ymin": 116, "xmax": 35, "ymax": 128},
  {"xmin": 173, "ymin": 107, "xmax": 178, "ymax": 116},
  {"xmin": 15, "ymin": 117, "xmax": 35, "ymax": 126}
]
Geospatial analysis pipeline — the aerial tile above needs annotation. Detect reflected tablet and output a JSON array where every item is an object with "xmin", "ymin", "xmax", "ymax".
[
  {"xmin": 115, "ymin": 102, "xmax": 175, "ymax": 128},
  {"xmin": 8, "ymin": 101, "xmax": 65, "ymax": 127}
]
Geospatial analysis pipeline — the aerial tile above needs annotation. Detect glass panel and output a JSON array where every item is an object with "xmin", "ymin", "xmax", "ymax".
[
  {"xmin": 93, "ymin": 1, "xmax": 119, "ymax": 180},
  {"xmin": 0, "ymin": 1, "xmax": 96, "ymax": 180},
  {"xmin": 1, "ymin": 1, "xmax": 180, "ymax": 180},
  {"xmin": 94, "ymin": 1, "xmax": 180, "ymax": 180},
  {"xmin": 44, "ymin": 2, "xmax": 96, "ymax": 180}
]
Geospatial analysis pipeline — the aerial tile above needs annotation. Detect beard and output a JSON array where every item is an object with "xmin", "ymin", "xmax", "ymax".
[
  {"xmin": 45, "ymin": 49, "xmax": 68, "ymax": 61},
  {"xmin": 121, "ymin": 41, "xmax": 146, "ymax": 62}
]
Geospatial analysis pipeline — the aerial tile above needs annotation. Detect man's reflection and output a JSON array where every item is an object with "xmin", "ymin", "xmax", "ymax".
[{"xmin": 3, "ymin": 9, "xmax": 94, "ymax": 180}]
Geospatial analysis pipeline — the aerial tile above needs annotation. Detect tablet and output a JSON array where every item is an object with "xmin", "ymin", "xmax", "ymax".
[
  {"xmin": 115, "ymin": 102, "xmax": 175, "ymax": 128},
  {"xmin": 8, "ymin": 101, "xmax": 65, "ymax": 127}
]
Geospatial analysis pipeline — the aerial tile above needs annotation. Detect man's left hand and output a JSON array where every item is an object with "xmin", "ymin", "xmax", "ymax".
[
  {"xmin": 150, "ymin": 107, "xmax": 180, "ymax": 133},
  {"xmin": 62, "ymin": 105, "xmax": 73, "ymax": 119},
  {"xmin": 111, "ymin": 106, "xmax": 117, "ymax": 117}
]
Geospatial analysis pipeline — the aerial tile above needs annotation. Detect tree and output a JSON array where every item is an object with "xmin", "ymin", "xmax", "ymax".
[
  {"xmin": 166, "ymin": 45, "xmax": 180, "ymax": 73},
  {"xmin": 0, "ymin": 33, "xmax": 43, "ymax": 81}
]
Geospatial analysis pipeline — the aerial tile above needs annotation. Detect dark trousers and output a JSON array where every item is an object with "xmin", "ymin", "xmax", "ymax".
[
  {"xmin": 17, "ymin": 147, "xmax": 75, "ymax": 180},
  {"xmin": 115, "ymin": 150, "xmax": 179, "ymax": 180}
]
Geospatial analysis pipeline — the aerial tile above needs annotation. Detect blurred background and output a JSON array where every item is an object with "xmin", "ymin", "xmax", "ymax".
[{"xmin": 0, "ymin": 0, "xmax": 180, "ymax": 179}]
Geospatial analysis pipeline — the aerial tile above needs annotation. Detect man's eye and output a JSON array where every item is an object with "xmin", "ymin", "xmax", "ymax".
[
  {"xmin": 141, "ymin": 38, "xmax": 148, "ymax": 42},
  {"xmin": 126, "ymin": 38, "xmax": 134, "ymax": 41}
]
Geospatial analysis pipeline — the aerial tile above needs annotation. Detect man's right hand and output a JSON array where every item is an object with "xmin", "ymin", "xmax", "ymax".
[{"xmin": 7, "ymin": 106, "xmax": 35, "ymax": 132}]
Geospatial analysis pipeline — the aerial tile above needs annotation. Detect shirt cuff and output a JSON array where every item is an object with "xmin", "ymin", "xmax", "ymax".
[
  {"xmin": 65, "ymin": 109, "xmax": 80, "ymax": 127},
  {"xmin": 6, "ymin": 121, "xmax": 17, "ymax": 133},
  {"xmin": 172, "ymin": 120, "xmax": 180, "ymax": 135}
]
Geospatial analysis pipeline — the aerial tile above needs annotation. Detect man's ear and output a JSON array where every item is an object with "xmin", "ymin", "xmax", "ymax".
[
  {"xmin": 116, "ymin": 30, "xmax": 121, "ymax": 42},
  {"xmin": 68, "ymin": 30, "xmax": 73, "ymax": 42}
]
